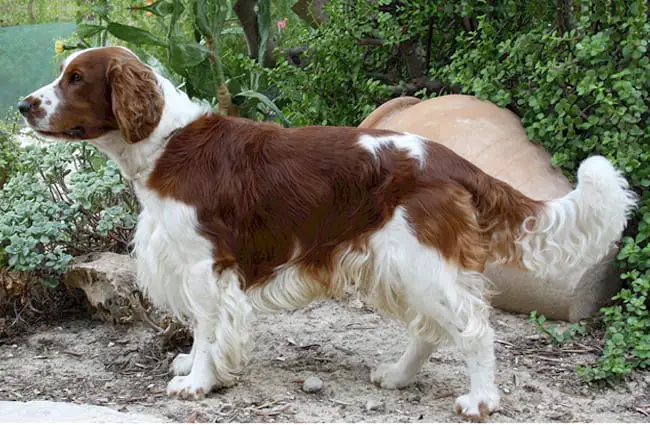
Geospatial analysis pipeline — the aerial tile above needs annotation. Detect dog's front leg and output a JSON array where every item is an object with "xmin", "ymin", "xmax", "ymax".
[
  {"xmin": 167, "ymin": 270, "xmax": 252, "ymax": 400},
  {"xmin": 170, "ymin": 334, "xmax": 196, "ymax": 376}
]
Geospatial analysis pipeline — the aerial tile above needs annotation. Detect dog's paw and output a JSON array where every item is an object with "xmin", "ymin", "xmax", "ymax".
[
  {"xmin": 454, "ymin": 392, "xmax": 499, "ymax": 422},
  {"xmin": 370, "ymin": 363, "xmax": 412, "ymax": 389},
  {"xmin": 170, "ymin": 353, "xmax": 194, "ymax": 376},
  {"xmin": 166, "ymin": 375, "xmax": 214, "ymax": 400}
]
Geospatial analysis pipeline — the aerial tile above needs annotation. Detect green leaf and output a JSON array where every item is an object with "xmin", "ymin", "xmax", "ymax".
[
  {"xmin": 195, "ymin": 0, "xmax": 213, "ymax": 37},
  {"xmin": 195, "ymin": 0, "xmax": 229, "ymax": 38},
  {"xmin": 168, "ymin": 38, "xmax": 210, "ymax": 74},
  {"xmin": 221, "ymin": 26, "xmax": 244, "ymax": 35},
  {"xmin": 234, "ymin": 90, "xmax": 291, "ymax": 128},
  {"xmin": 257, "ymin": 0, "xmax": 272, "ymax": 64},
  {"xmin": 129, "ymin": 0, "xmax": 181, "ymax": 17},
  {"xmin": 106, "ymin": 23, "xmax": 167, "ymax": 47},
  {"xmin": 40, "ymin": 278, "xmax": 60, "ymax": 289},
  {"xmin": 213, "ymin": 0, "xmax": 229, "ymax": 37},
  {"xmin": 76, "ymin": 24, "xmax": 106, "ymax": 40}
]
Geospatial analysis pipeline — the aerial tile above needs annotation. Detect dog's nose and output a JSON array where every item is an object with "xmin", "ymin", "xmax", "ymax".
[{"xmin": 18, "ymin": 99, "xmax": 32, "ymax": 116}]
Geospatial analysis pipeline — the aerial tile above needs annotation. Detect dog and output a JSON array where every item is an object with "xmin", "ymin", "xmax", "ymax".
[{"xmin": 18, "ymin": 46, "xmax": 636, "ymax": 421}]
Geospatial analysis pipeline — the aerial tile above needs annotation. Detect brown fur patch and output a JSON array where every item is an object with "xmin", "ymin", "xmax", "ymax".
[
  {"xmin": 26, "ymin": 47, "xmax": 162, "ymax": 142},
  {"xmin": 455, "ymin": 401, "xmax": 491, "ymax": 422},
  {"xmin": 147, "ymin": 114, "xmax": 542, "ymax": 291},
  {"xmin": 107, "ymin": 51, "xmax": 164, "ymax": 143}
]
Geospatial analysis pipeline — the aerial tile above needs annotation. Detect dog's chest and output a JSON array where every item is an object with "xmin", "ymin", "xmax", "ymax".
[{"xmin": 132, "ymin": 189, "xmax": 216, "ymax": 318}]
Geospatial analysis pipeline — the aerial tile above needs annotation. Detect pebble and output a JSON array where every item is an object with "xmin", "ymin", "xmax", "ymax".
[
  {"xmin": 302, "ymin": 376, "xmax": 323, "ymax": 393},
  {"xmin": 365, "ymin": 399, "xmax": 385, "ymax": 412},
  {"xmin": 407, "ymin": 395, "xmax": 421, "ymax": 404}
]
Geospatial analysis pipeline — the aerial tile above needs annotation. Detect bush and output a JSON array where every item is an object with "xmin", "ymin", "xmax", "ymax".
[
  {"xmin": 437, "ymin": 1, "xmax": 649, "ymax": 381},
  {"xmin": 0, "ymin": 120, "xmax": 138, "ymax": 285},
  {"xmin": 261, "ymin": 2, "xmax": 391, "ymax": 126}
]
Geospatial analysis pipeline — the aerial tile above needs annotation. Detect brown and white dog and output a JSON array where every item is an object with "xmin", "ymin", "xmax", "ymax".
[{"xmin": 19, "ymin": 46, "xmax": 636, "ymax": 421}]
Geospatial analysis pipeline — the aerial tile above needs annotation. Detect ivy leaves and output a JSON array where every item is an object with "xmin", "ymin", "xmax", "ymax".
[{"xmin": 441, "ymin": 1, "xmax": 650, "ymax": 381}]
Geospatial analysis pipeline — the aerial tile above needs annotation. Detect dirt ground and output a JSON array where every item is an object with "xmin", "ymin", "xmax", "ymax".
[{"xmin": 1, "ymin": 295, "xmax": 648, "ymax": 423}]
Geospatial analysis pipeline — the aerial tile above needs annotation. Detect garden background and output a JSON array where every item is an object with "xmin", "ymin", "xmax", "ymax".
[{"xmin": 0, "ymin": 0, "xmax": 648, "ymax": 395}]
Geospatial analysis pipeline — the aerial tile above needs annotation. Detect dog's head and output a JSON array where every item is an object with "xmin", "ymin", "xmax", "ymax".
[{"xmin": 18, "ymin": 46, "xmax": 164, "ymax": 144}]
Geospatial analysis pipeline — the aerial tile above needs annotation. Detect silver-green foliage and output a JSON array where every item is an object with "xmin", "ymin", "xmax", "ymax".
[{"xmin": 0, "ymin": 126, "xmax": 137, "ymax": 285}]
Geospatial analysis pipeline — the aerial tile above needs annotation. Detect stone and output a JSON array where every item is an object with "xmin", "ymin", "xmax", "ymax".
[
  {"xmin": 0, "ymin": 400, "xmax": 163, "ymax": 422},
  {"xmin": 365, "ymin": 399, "xmax": 385, "ymax": 412},
  {"xmin": 302, "ymin": 376, "xmax": 323, "ymax": 393},
  {"xmin": 63, "ymin": 252, "xmax": 161, "ymax": 327},
  {"xmin": 64, "ymin": 252, "xmax": 141, "ymax": 323}
]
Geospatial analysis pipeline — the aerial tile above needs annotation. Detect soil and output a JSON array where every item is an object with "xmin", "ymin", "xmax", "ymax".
[{"xmin": 0, "ymin": 295, "xmax": 648, "ymax": 423}]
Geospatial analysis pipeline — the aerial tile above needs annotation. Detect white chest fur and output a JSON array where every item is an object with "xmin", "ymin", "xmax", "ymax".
[{"xmin": 133, "ymin": 187, "xmax": 219, "ymax": 322}]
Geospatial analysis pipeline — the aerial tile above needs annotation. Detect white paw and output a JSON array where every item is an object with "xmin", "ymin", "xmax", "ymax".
[
  {"xmin": 170, "ymin": 353, "xmax": 194, "ymax": 376},
  {"xmin": 370, "ymin": 363, "xmax": 413, "ymax": 389},
  {"xmin": 166, "ymin": 374, "xmax": 215, "ymax": 400},
  {"xmin": 454, "ymin": 392, "xmax": 499, "ymax": 422}
]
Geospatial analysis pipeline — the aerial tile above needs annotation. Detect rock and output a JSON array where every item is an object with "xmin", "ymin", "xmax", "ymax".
[
  {"xmin": 407, "ymin": 395, "xmax": 421, "ymax": 404},
  {"xmin": 365, "ymin": 399, "xmax": 385, "ymax": 412},
  {"xmin": 64, "ymin": 252, "xmax": 139, "ymax": 323},
  {"xmin": 0, "ymin": 400, "xmax": 163, "ymax": 422},
  {"xmin": 302, "ymin": 376, "xmax": 323, "ymax": 393},
  {"xmin": 63, "ymin": 252, "xmax": 169, "ymax": 331}
]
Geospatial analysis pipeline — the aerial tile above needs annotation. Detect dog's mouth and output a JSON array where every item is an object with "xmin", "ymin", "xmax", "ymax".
[
  {"xmin": 35, "ymin": 125, "xmax": 114, "ymax": 140},
  {"xmin": 36, "ymin": 126, "xmax": 86, "ymax": 139}
]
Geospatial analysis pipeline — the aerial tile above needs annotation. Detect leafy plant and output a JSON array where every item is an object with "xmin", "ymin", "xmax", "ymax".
[
  {"xmin": 69, "ymin": 0, "xmax": 292, "ymax": 121},
  {"xmin": 0, "ymin": 135, "xmax": 138, "ymax": 285},
  {"xmin": 440, "ymin": 0, "xmax": 649, "ymax": 381},
  {"xmin": 529, "ymin": 310, "xmax": 587, "ymax": 345},
  {"xmin": 261, "ymin": 2, "xmax": 391, "ymax": 126}
]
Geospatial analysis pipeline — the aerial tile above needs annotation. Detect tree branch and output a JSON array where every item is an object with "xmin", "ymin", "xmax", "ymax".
[
  {"xmin": 233, "ymin": 0, "xmax": 260, "ymax": 60},
  {"xmin": 387, "ymin": 79, "xmax": 445, "ymax": 97},
  {"xmin": 398, "ymin": 38, "xmax": 424, "ymax": 80},
  {"xmin": 233, "ymin": 0, "xmax": 276, "ymax": 68}
]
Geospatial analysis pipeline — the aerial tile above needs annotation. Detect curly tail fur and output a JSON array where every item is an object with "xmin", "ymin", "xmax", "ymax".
[{"xmin": 515, "ymin": 155, "xmax": 637, "ymax": 278}]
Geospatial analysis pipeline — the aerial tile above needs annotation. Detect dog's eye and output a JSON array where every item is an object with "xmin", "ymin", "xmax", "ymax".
[{"xmin": 70, "ymin": 72, "xmax": 82, "ymax": 84}]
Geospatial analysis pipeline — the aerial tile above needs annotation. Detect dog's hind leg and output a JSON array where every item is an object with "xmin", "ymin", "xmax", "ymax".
[
  {"xmin": 407, "ymin": 267, "xmax": 499, "ymax": 422},
  {"xmin": 366, "ymin": 206, "xmax": 498, "ymax": 420},
  {"xmin": 371, "ymin": 334, "xmax": 438, "ymax": 389}
]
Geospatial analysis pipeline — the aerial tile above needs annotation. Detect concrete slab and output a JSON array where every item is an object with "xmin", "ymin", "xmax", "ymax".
[{"xmin": 0, "ymin": 400, "xmax": 164, "ymax": 423}]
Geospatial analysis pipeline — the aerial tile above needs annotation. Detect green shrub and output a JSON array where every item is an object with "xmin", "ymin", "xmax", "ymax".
[
  {"xmin": 262, "ymin": 5, "xmax": 390, "ymax": 127},
  {"xmin": 529, "ymin": 310, "xmax": 587, "ymax": 345},
  {"xmin": 0, "ymin": 133, "xmax": 138, "ymax": 285},
  {"xmin": 439, "ymin": 1, "xmax": 649, "ymax": 381}
]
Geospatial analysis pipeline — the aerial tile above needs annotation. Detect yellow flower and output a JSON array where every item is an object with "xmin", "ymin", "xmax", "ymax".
[{"xmin": 54, "ymin": 40, "xmax": 65, "ymax": 55}]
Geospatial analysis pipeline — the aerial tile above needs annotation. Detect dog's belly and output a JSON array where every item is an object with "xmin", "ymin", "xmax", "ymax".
[{"xmin": 247, "ymin": 212, "xmax": 414, "ymax": 318}]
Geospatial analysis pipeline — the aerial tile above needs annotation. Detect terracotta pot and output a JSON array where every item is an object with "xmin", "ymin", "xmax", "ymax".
[{"xmin": 359, "ymin": 95, "xmax": 621, "ymax": 322}]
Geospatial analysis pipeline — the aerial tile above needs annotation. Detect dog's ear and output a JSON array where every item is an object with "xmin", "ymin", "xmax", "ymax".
[{"xmin": 107, "ymin": 56, "xmax": 164, "ymax": 144}]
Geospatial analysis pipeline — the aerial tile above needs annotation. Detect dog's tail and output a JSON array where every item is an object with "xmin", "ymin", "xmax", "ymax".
[{"xmin": 464, "ymin": 156, "xmax": 637, "ymax": 277}]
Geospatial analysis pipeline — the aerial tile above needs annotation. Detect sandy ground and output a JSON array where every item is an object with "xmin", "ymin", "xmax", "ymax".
[{"xmin": 1, "ymin": 296, "xmax": 648, "ymax": 423}]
